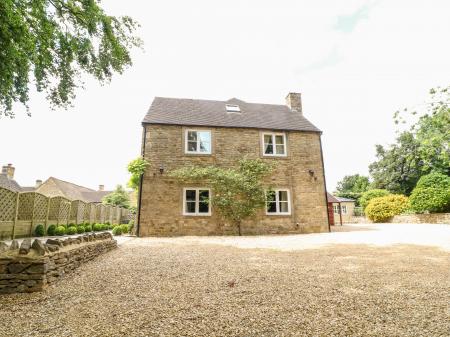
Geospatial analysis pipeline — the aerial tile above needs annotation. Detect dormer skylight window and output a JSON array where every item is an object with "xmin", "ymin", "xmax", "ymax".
[{"xmin": 225, "ymin": 104, "xmax": 241, "ymax": 113}]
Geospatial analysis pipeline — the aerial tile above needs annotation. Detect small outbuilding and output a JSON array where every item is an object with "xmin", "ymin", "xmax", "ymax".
[{"xmin": 326, "ymin": 193, "xmax": 356, "ymax": 226}]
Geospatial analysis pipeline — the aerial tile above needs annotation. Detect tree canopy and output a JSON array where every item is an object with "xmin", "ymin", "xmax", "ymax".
[
  {"xmin": 170, "ymin": 158, "xmax": 274, "ymax": 235},
  {"xmin": 0, "ymin": 0, "xmax": 141, "ymax": 117},
  {"xmin": 127, "ymin": 157, "xmax": 149, "ymax": 190},
  {"xmin": 102, "ymin": 184, "xmax": 130, "ymax": 208},
  {"xmin": 369, "ymin": 86, "xmax": 450, "ymax": 195}
]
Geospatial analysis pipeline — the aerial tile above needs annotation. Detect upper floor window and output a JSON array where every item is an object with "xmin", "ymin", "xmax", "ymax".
[
  {"xmin": 266, "ymin": 189, "xmax": 291, "ymax": 215},
  {"xmin": 185, "ymin": 130, "xmax": 211, "ymax": 154},
  {"xmin": 183, "ymin": 188, "xmax": 211, "ymax": 216},
  {"xmin": 262, "ymin": 132, "xmax": 287, "ymax": 156}
]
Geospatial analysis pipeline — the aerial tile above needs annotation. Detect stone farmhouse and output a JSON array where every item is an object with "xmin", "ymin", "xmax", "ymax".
[{"xmin": 137, "ymin": 93, "xmax": 330, "ymax": 236}]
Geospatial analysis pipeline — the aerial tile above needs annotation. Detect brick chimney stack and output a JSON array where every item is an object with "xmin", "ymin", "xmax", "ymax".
[
  {"xmin": 2, "ymin": 164, "xmax": 15, "ymax": 180},
  {"xmin": 285, "ymin": 92, "xmax": 302, "ymax": 115},
  {"xmin": 35, "ymin": 180, "xmax": 43, "ymax": 188},
  {"xmin": 98, "ymin": 184, "xmax": 105, "ymax": 191}
]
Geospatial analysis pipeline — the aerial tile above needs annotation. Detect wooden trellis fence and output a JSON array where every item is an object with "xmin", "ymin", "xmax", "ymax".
[{"xmin": 0, "ymin": 186, "xmax": 131, "ymax": 240}]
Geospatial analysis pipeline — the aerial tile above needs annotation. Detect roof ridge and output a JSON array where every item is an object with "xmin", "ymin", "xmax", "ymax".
[
  {"xmin": 154, "ymin": 96, "xmax": 288, "ymax": 108},
  {"xmin": 50, "ymin": 176, "xmax": 96, "ymax": 192}
]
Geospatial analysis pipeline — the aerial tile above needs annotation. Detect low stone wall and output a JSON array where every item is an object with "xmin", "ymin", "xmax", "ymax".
[
  {"xmin": 388, "ymin": 213, "xmax": 450, "ymax": 224},
  {"xmin": 0, "ymin": 233, "xmax": 117, "ymax": 294}
]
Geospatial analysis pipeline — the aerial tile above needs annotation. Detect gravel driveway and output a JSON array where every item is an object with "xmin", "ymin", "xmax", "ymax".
[{"xmin": 0, "ymin": 224, "xmax": 449, "ymax": 337}]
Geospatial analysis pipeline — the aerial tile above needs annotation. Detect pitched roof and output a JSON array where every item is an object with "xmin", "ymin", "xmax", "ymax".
[
  {"xmin": 336, "ymin": 196, "xmax": 355, "ymax": 202},
  {"xmin": 326, "ymin": 192, "xmax": 355, "ymax": 203},
  {"xmin": 0, "ymin": 174, "xmax": 22, "ymax": 192},
  {"xmin": 36, "ymin": 177, "xmax": 112, "ymax": 203},
  {"xmin": 143, "ymin": 97, "xmax": 321, "ymax": 132}
]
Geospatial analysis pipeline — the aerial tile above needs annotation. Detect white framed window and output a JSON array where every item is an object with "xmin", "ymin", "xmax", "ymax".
[
  {"xmin": 185, "ymin": 130, "xmax": 211, "ymax": 154},
  {"xmin": 183, "ymin": 188, "xmax": 211, "ymax": 216},
  {"xmin": 341, "ymin": 205, "xmax": 347, "ymax": 214},
  {"xmin": 226, "ymin": 104, "xmax": 241, "ymax": 113},
  {"xmin": 266, "ymin": 189, "xmax": 291, "ymax": 215},
  {"xmin": 262, "ymin": 132, "xmax": 287, "ymax": 156},
  {"xmin": 333, "ymin": 205, "xmax": 339, "ymax": 214}
]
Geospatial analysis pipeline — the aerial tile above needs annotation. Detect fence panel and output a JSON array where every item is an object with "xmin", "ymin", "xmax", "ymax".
[{"xmin": 0, "ymin": 187, "xmax": 17, "ymax": 239}]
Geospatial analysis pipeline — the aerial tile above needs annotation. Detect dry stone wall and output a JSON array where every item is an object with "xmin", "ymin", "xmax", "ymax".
[{"xmin": 0, "ymin": 233, "xmax": 117, "ymax": 294}]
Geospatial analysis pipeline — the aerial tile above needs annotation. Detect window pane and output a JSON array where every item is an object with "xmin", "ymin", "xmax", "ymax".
[
  {"xmin": 187, "ymin": 141, "xmax": 197, "ymax": 152},
  {"xmin": 278, "ymin": 191, "xmax": 288, "ymax": 201},
  {"xmin": 186, "ymin": 201, "xmax": 196, "ymax": 213},
  {"xmin": 198, "ymin": 190, "xmax": 210, "ymax": 213},
  {"xmin": 187, "ymin": 131, "xmax": 197, "ymax": 141},
  {"xmin": 198, "ymin": 131, "xmax": 211, "ymax": 143},
  {"xmin": 275, "ymin": 135, "xmax": 284, "ymax": 145},
  {"xmin": 264, "ymin": 135, "xmax": 272, "ymax": 144},
  {"xmin": 264, "ymin": 144, "xmax": 273, "ymax": 154},
  {"xmin": 279, "ymin": 202, "xmax": 289, "ymax": 213},
  {"xmin": 266, "ymin": 191, "xmax": 276, "ymax": 203},
  {"xmin": 199, "ymin": 141, "xmax": 211, "ymax": 153},
  {"xmin": 275, "ymin": 144, "xmax": 285, "ymax": 155},
  {"xmin": 267, "ymin": 202, "xmax": 276, "ymax": 213},
  {"xmin": 185, "ymin": 190, "xmax": 196, "ymax": 201}
]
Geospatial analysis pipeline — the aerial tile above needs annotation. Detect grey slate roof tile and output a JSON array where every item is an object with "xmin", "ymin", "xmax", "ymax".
[{"xmin": 142, "ymin": 97, "xmax": 321, "ymax": 132}]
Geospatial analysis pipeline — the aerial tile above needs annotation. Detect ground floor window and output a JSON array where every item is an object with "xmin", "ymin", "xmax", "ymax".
[
  {"xmin": 333, "ymin": 205, "xmax": 340, "ymax": 214},
  {"xmin": 183, "ymin": 188, "xmax": 211, "ymax": 216},
  {"xmin": 341, "ymin": 205, "xmax": 347, "ymax": 214},
  {"xmin": 266, "ymin": 189, "xmax": 291, "ymax": 215}
]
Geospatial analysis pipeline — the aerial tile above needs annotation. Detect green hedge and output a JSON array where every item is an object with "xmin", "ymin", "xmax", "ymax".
[
  {"xmin": 55, "ymin": 226, "xmax": 66, "ymax": 236},
  {"xmin": 360, "ymin": 189, "xmax": 390, "ymax": 210},
  {"xmin": 365, "ymin": 195, "xmax": 409, "ymax": 222},
  {"xmin": 409, "ymin": 187, "xmax": 450, "ymax": 213},
  {"xmin": 67, "ymin": 226, "xmax": 77, "ymax": 235},
  {"xmin": 34, "ymin": 224, "xmax": 45, "ymax": 237},
  {"xmin": 47, "ymin": 224, "xmax": 57, "ymax": 236},
  {"xmin": 112, "ymin": 226, "xmax": 123, "ymax": 236}
]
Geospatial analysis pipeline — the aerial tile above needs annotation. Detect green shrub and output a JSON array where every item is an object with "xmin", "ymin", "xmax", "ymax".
[
  {"xmin": 55, "ymin": 226, "xmax": 67, "ymax": 236},
  {"xmin": 128, "ymin": 220, "xmax": 135, "ymax": 233},
  {"xmin": 365, "ymin": 195, "xmax": 409, "ymax": 222},
  {"xmin": 67, "ymin": 226, "xmax": 77, "ymax": 235},
  {"xmin": 409, "ymin": 187, "xmax": 450, "ymax": 213},
  {"xmin": 93, "ymin": 223, "xmax": 104, "ymax": 231},
  {"xmin": 112, "ymin": 226, "xmax": 123, "ymax": 236},
  {"xmin": 34, "ymin": 224, "xmax": 45, "ymax": 237},
  {"xmin": 120, "ymin": 224, "xmax": 129, "ymax": 234},
  {"xmin": 415, "ymin": 172, "xmax": 450, "ymax": 189},
  {"xmin": 84, "ymin": 224, "xmax": 92, "ymax": 232},
  {"xmin": 360, "ymin": 189, "xmax": 390, "ymax": 210},
  {"xmin": 77, "ymin": 226, "xmax": 85, "ymax": 234},
  {"xmin": 47, "ymin": 224, "xmax": 57, "ymax": 236}
]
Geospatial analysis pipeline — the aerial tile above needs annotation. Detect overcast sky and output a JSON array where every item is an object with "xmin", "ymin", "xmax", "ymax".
[{"xmin": 1, "ymin": 0, "xmax": 449, "ymax": 192}]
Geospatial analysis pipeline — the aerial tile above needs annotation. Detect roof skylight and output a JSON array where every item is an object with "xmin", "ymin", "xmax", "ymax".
[{"xmin": 226, "ymin": 104, "xmax": 241, "ymax": 113}]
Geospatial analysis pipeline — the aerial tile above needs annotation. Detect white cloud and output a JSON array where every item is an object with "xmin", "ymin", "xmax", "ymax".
[{"xmin": 1, "ymin": 0, "xmax": 449, "ymax": 191}]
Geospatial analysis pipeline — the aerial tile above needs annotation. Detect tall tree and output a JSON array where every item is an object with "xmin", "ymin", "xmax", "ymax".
[
  {"xmin": 336, "ymin": 174, "xmax": 370, "ymax": 193},
  {"xmin": 0, "ymin": 0, "xmax": 141, "ymax": 117},
  {"xmin": 370, "ymin": 86, "xmax": 450, "ymax": 195},
  {"xmin": 103, "ymin": 184, "xmax": 130, "ymax": 208}
]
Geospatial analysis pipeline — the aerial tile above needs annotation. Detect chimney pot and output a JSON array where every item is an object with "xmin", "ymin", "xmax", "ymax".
[
  {"xmin": 35, "ymin": 180, "xmax": 42, "ymax": 188},
  {"xmin": 3, "ymin": 164, "xmax": 15, "ymax": 180},
  {"xmin": 98, "ymin": 184, "xmax": 105, "ymax": 191},
  {"xmin": 285, "ymin": 92, "xmax": 302, "ymax": 115}
]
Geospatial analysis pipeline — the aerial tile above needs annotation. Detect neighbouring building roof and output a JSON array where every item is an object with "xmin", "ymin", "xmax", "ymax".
[
  {"xmin": 142, "ymin": 97, "xmax": 321, "ymax": 132},
  {"xmin": 327, "ymin": 192, "xmax": 355, "ymax": 203},
  {"xmin": 0, "ymin": 173, "xmax": 22, "ymax": 192},
  {"xmin": 35, "ymin": 177, "xmax": 112, "ymax": 203}
]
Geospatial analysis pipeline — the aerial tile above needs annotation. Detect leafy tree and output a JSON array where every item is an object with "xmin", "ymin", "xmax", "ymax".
[
  {"xmin": 0, "ymin": 0, "xmax": 142, "ymax": 117},
  {"xmin": 170, "ymin": 159, "xmax": 274, "ymax": 235},
  {"xmin": 103, "ymin": 184, "xmax": 130, "ymax": 208},
  {"xmin": 127, "ymin": 157, "xmax": 149, "ymax": 190},
  {"xmin": 336, "ymin": 174, "xmax": 370, "ymax": 193},
  {"xmin": 370, "ymin": 86, "xmax": 450, "ymax": 194},
  {"xmin": 369, "ymin": 132, "xmax": 423, "ymax": 195}
]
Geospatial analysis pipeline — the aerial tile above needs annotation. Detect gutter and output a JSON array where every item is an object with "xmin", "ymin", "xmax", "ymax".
[
  {"xmin": 136, "ymin": 126, "xmax": 147, "ymax": 237},
  {"xmin": 319, "ymin": 136, "xmax": 331, "ymax": 233}
]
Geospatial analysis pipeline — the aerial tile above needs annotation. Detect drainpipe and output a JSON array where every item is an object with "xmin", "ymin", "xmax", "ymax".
[
  {"xmin": 136, "ymin": 125, "xmax": 147, "ymax": 237},
  {"xmin": 319, "ymin": 135, "xmax": 331, "ymax": 233}
]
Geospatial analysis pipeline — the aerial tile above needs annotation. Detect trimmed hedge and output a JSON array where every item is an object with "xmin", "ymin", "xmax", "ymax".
[
  {"xmin": 47, "ymin": 224, "xmax": 57, "ymax": 236},
  {"xmin": 55, "ymin": 226, "xmax": 66, "ymax": 236},
  {"xmin": 365, "ymin": 194, "xmax": 409, "ymax": 222},
  {"xmin": 112, "ymin": 226, "xmax": 123, "ymax": 236},
  {"xmin": 67, "ymin": 226, "xmax": 77, "ymax": 235},
  {"xmin": 77, "ymin": 226, "xmax": 85, "ymax": 234},
  {"xmin": 34, "ymin": 224, "xmax": 45, "ymax": 237},
  {"xmin": 84, "ymin": 224, "xmax": 93, "ymax": 232},
  {"xmin": 415, "ymin": 172, "xmax": 450, "ymax": 189},
  {"xmin": 360, "ymin": 189, "xmax": 390, "ymax": 210},
  {"xmin": 409, "ymin": 187, "xmax": 450, "ymax": 213}
]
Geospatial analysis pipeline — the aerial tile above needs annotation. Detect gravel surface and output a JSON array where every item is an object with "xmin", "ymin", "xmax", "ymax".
[{"xmin": 0, "ymin": 227, "xmax": 449, "ymax": 337}]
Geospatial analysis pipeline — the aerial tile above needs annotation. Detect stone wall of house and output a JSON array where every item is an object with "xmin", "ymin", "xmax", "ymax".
[
  {"xmin": 139, "ymin": 124, "xmax": 329, "ymax": 236},
  {"xmin": 0, "ymin": 233, "xmax": 116, "ymax": 294}
]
